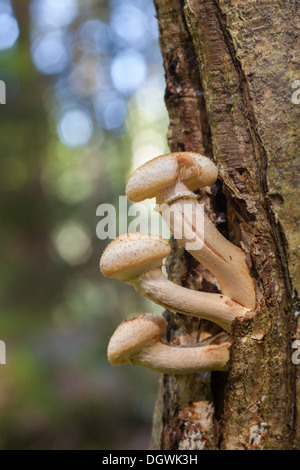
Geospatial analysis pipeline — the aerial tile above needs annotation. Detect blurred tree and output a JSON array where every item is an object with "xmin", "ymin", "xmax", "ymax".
[
  {"xmin": 0, "ymin": 0, "xmax": 168, "ymax": 450},
  {"xmin": 151, "ymin": 0, "xmax": 300, "ymax": 450},
  {"xmin": 1, "ymin": 0, "xmax": 53, "ymax": 307}
]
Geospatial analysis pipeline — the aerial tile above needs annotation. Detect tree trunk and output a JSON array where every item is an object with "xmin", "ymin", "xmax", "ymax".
[{"xmin": 150, "ymin": 0, "xmax": 300, "ymax": 450}]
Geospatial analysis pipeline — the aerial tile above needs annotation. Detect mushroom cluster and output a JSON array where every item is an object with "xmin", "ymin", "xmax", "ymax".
[{"xmin": 100, "ymin": 152, "xmax": 255, "ymax": 374}]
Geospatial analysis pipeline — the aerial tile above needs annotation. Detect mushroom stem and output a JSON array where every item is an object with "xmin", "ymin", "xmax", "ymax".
[
  {"xmin": 100, "ymin": 233, "xmax": 250, "ymax": 332},
  {"xmin": 131, "ymin": 341, "xmax": 230, "ymax": 373},
  {"xmin": 156, "ymin": 181, "xmax": 197, "ymax": 205},
  {"xmin": 126, "ymin": 152, "xmax": 256, "ymax": 310},
  {"xmin": 107, "ymin": 313, "xmax": 231, "ymax": 374},
  {"xmin": 158, "ymin": 197, "xmax": 256, "ymax": 309},
  {"xmin": 132, "ymin": 267, "xmax": 248, "ymax": 333}
]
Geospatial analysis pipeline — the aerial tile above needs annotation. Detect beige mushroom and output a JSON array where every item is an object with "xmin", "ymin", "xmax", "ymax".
[
  {"xmin": 100, "ymin": 233, "xmax": 249, "ymax": 333},
  {"xmin": 108, "ymin": 313, "xmax": 231, "ymax": 373},
  {"xmin": 126, "ymin": 152, "xmax": 255, "ymax": 310}
]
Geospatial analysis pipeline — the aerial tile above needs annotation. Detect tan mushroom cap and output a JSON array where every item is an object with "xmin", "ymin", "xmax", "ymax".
[
  {"xmin": 100, "ymin": 233, "xmax": 170, "ymax": 281},
  {"xmin": 107, "ymin": 313, "xmax": 167, "ymax": 366},
  {"xmin": 126, "ymin": 152, "xmax": 218, "ymax": 202}
]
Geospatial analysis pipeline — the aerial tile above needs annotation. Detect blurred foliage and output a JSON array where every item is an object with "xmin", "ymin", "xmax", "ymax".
[{"xmin": 0, "ymin": 0, "xmax": 169, "ymax": 449}]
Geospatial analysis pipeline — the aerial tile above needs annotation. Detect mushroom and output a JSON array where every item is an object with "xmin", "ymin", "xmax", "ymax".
[
  {"xmin": 100, "ymin": 233, "xmax": 249, "ymax": 333},
  {"xmin": 108, "ymin": 313, "xmax": 231, "ymax": 373},
  {"xmin": 126, "ymin": 152, "xmax": 256, "ymax": 310}
]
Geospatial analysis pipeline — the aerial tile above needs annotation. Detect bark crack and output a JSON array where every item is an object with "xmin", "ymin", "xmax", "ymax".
[{"xmin": 211, "ymin": 0, "xmax": 292, "ymax": 297}]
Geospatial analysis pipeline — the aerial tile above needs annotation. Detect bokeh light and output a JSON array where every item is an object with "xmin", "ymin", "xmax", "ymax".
[
  {"xmin": 111, "ymin": 50, "xmax": 147, "ymax": 94},
  {"xmin": 57, "ymin": 109, "xmax": 93, "ymax": 148},
  {"xmin": 78, "ymin": 20, "xmax": 112, "ymax": 55},
  {"xmin": 31, "ymin": 31, "xmax": 70, "ymax": 74},
  {"xmin": 110, "ymin": 3, "xmax": 149, "ymax": 49},
  {"xmin": 0, "ymin": 13, "xmax": 19, "ymax": 50},
  {"xmin": 30, "ymin": 0, "xmax": 78, "ymax": 29},
  {"xmin": 131, "ymin": 129, "xmax": 166, "ymax": 170},
  {"xmin": 0, "ymin": 0, "xmax": 12, "ymax": 15},
  {"xmin": 134, "ymin": 74, "xmax": 166, "ymax": 122},
  {"xmin": 94, "ymin": 91, "xmax": 127, "ymax": 130},
  {"xmin": 52, "ymin": 221, "xmax": 92, "ymax": 266}
]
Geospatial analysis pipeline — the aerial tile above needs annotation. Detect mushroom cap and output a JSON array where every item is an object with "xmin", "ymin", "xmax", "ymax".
[
  {"xmin": 100, "ymin": 233, "xmax": 170, "ymax": 281},
  {"xmin": 107, "ymin": 313, "xmax": 167, "ymax": 366},
  {"xmin": 126, "ymin": 152, "xmax": 218, "ymax": 202}
]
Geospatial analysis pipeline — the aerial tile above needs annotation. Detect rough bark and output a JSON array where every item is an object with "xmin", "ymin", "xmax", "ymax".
[{"xmin": 151, "ymin": 0, "xmax": 300, "ymax": 450}]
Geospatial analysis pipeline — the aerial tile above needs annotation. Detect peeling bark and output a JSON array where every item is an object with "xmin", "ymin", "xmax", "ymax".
[{"xmin": 151, "ymin": 0, "xmax": 300, "ymax": 450}]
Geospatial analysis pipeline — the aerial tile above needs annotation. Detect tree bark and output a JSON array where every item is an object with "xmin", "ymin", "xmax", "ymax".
[{"xmin": 151, "ymin": 0, "xmax": 300, "ymax": 450}]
